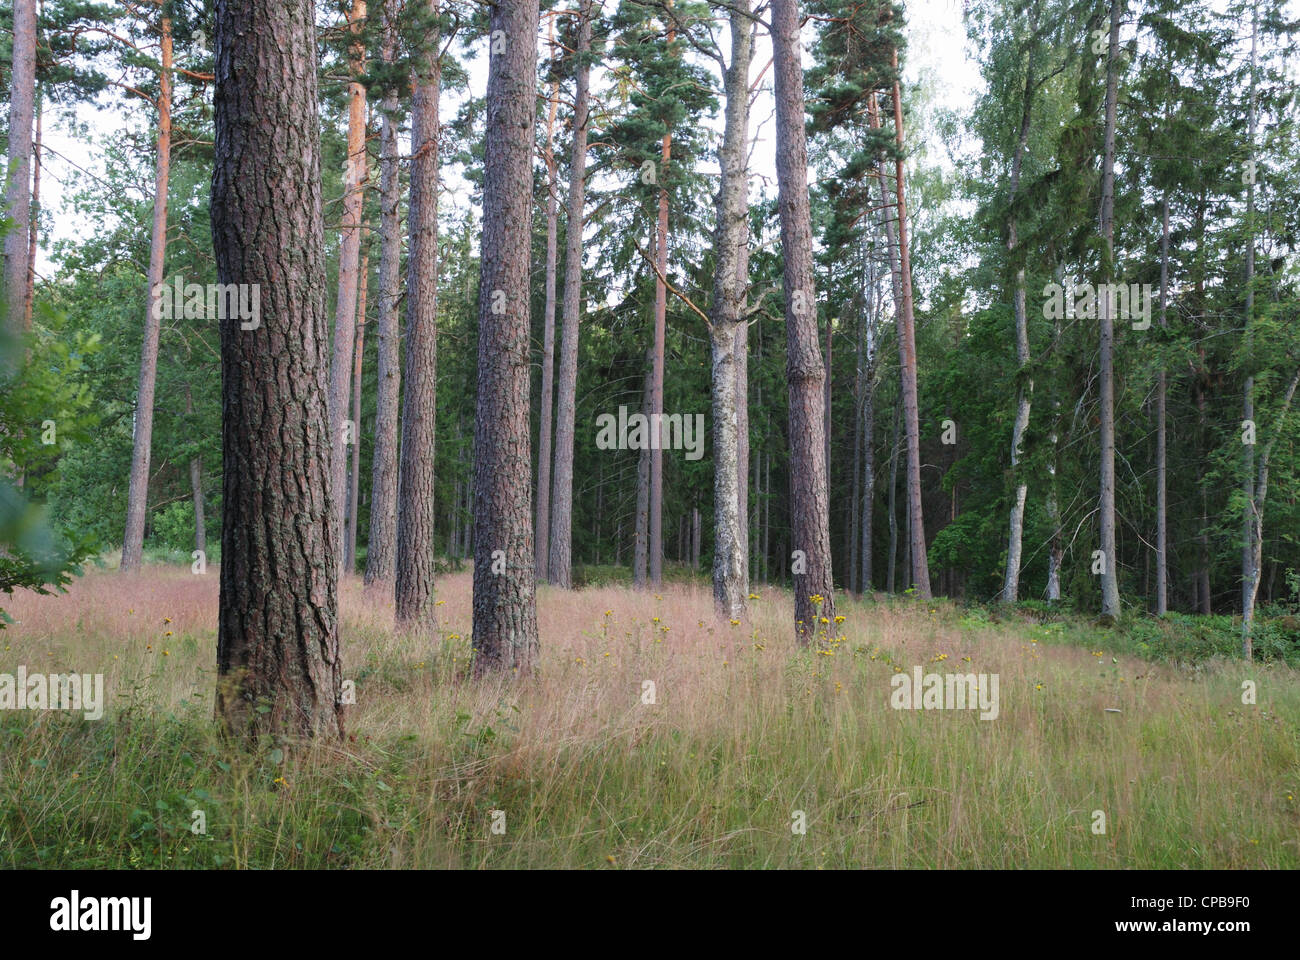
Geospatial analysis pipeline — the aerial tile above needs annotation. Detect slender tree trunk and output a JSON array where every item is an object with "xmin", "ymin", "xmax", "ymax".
[
  {"xmin": 346, "ymin": 250, "xmax": 368, "ymax": 573},
  {"xmin": 708, "ymin": 2, "xmax": 752, "ymax": 619},
  {"xmin": 121, "ymin": 12, "xmax": 172, "ymax": 573},
  {"xmin": 649, "ymin": 21, "xmax": 675, "ymax": 590},
  {"xmin": 1241, "ymin": 5, "xmax": 1259, "ymax": 657},
  {"xmin": 860, "ymin": 244, "xmax": 877, "ymax": 594},
  {"xmin": 212, "ymin": 0, "xmax": 342, "ymax": 739},
  {"xmin": 885, "ymin": 67, "xmax": 931, "ymax": 599},
  {"xmin": 186, "ymin": 387, "xmax": 205, "ymax": 557},
  {"xmin": 772, "ymin": 0, "xmax": 834, "ymax": 641},
  {"xmin": 472, "ymin": 0, "xmax": 541, "ymax": 675},
  {"xmin": 364, "ymin": 2, "xmax": 402, "ymax": 588},
  {"xmin": 535, "ymin": 21, "xmax": 561, "ymax": 581},
  {"xmin": 3, "ymin": 0, "xmax": 36, "ymax": 335},
  {"xmin": 396, "ymin": 0, "xmax": 440, "ymax": 627},
  {"xmin": 887, "ymin": 399, "xmax": 900, "ymax": 593},
  {"xmin": 23, "ymin": 81, "xmax": 41, "ymax": 330},
  {"xmin": 634, "ymin": 349, "xmax": 652, "ymax": 586},
  {"xmin": 1000, "ymin": 13, "xmax": 1038, "ymax": 603},
  {"xmin": 1096, "ymin": 0, "xmax": 1123, "ymax": 622},
  {"xmin": 329, "ymin": 0, "xmax": 368, "ymax": 577},
  {"xmin": 548, "ymin": 0, "xmax": 592, "ymax": 590},
  {"xmin": 1155, "ymin": 193, "xmax": 1169, "ymax": 615}
]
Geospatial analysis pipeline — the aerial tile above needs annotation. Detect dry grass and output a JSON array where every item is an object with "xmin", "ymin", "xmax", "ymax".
[{"xmin": 1, "ymin": 564, "xmax": 1297, "ymax": 868}]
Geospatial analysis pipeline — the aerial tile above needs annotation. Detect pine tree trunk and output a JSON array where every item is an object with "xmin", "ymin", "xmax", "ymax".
[
  {"xmin": 860, "ymin": 242, "xmax": 877, "ymax": 594},
  {"xmin": 1241, "ymin": 6, "xmax": 1259, "ymax": 657},
  {"xmin": 3, "ymin": 0, "xmax": 36, "ymax": 336},
  {"xmin": 329, "ymin": 0, "xmax": 368, "ymax": 577},
  {"xmin": 364, "ymin": 3, "xmax": 402, "ymax": 588},
  {"xmin": 212, "ymin": 0, "xmax": 342, "ymax": 739},
  {"xmin": 772, "ymin": 0, "xmax": 834, "ymax": 641},
  {"xmin": 548, "ymin": 0, "xmax": 592, "ymax": 590},
  {"xmin": 1155, "ymin": 194, "xmax": 1169, "ymax": 615},
  {"xmin": 887, "ymin": 399, "xmax": 900, "ymax": 593},
  {"xmin": 23, "ymin": 82, "xmax": 41, "ymax": 331},
  {"xmin": 396, "ymin": 0, "xmax": 440, "ymax": 627},
  {"xmin": 535, "ymin": 22, "xmax": 561, "ymax": 581},
  {"xmin": 708, "ymin": 2, "xmax": 752, "ymax": 619},
  {"xmin": 121, "ymin": 12, "xmax": 172, "ymax": 573},
  {"xmin": 634, "ymin": 349, "xmax": 652, "ymax": 587},
  {"xmin": 472, "ymin": 0, "xmax": 541, "ymax": 675},
  {"xmin": 1097, "ymin": 0, "xmax": 1123, "ymax": 623},
  {"xmin": 886, "ymin": 67, "xmax": 931, "ymax": 599},
  {"xmin": 650, "ymin": 28, "xmax": 674, "ymax": 590},
  {"xmin": 346, "ymin": 251, "xmax": 368, "ymax": 573}
]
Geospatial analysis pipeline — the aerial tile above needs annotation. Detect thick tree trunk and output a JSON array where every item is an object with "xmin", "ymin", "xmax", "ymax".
[
  {"xmin": 364, "ymin": 3, "xmax": 402, "ymax": 588},
  {"xmin": 3, "ymin": 0, "xmax": 36, "ymax": 335},
  {"xmin": 548, "ymin": 0, "xmax": 592, "ymax": 590},
  {"xmin": 708, "ymin": 2, "xmax": 752, "ymax": 619},
  {"xmin": 121, "ymin": 13, "xmax": 172, "ymax": 573},
  {"xmin": 211, "ymin": 0, "xmax": 342, "ymax": 739},
  {"xmin": 395, "ymin": 0, "xmax": 440, "ymax": 627},
  {"xmin": 472, "ymin": 0, "xmax": 541, "ymax": 675},
  {"xmin": 772, "ymin": 0, "xmax": 834, "ymax": 641},
  {"xmin": 1097, "ymin": 0, "xmax": 1123, "ymax": 622},
  {"xmin": 535, "ymin": 22, "xmax": 561, "ymax": 581},
  {"xmin": 345, "ymin": 250, "xmax": 368, "ymax": 573},
  {"xmin": 329, "ymin": 0, "xmax": 368, "ymax": 577}
]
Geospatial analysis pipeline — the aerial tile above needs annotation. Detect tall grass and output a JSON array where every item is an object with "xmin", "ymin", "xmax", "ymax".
[{"xmin": 1, "ymin": 566, "xmax": 1296, "ymax": 868}]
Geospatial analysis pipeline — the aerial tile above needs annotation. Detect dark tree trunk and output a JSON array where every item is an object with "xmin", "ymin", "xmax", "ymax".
[
  {"xmin": 772, "ymin": 0, "xmax": 834, "ymax": 641},
  {"xmin": 472, "ymin": 0, "xmax": 541, "ymax": 675},
  {"xmin": 396, "ymin": 0, "xmax": 440, "ymax": 627},
  {"xmin": 211, "ymin": 0, "xmax": 342, "ymax": 739}
]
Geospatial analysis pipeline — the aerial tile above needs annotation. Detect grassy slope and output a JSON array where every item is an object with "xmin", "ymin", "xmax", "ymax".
[{"xmin": 1, "ymin": 565, "xmax": 1296, "ymax": 868}]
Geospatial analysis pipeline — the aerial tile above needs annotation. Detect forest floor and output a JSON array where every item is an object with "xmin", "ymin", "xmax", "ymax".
[{"xmin": 2, "ymin": 564, "xmax": 1298, "ymax": 868}]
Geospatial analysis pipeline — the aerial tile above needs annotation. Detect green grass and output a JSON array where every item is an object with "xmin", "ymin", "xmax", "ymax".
[{"xmin": 1, "ymin": 567, "xmax": 1297, "ymax": 868}]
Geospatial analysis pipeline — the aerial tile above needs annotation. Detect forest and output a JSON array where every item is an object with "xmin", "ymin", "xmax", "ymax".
[{"xmin": 1, "ymin": 0, "xmax": 1298, "ymax": 871}]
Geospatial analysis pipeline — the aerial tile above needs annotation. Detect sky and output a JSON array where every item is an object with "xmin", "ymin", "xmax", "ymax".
[{"xmin": 31, "ymin": 1, "xmax": 980, "ymax": 277}]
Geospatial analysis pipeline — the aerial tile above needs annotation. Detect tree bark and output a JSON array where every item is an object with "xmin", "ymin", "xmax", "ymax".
[
  {"xmin": 364, "ymin": 0, "xmax": 402, "ymax": 588},
  {"xmin": 708, "ymin": 1, "xmax": 752, "ymax": 619},
  {"xmin": 211, "ymin": 0, "xmax": 342, "ymax": 739},
  {"xmin": 23, "ymin": 81, "xmax": 41, "ymax": 331},
  {"xmin": 649, "ymin": 19, "xmax": 675, "ymax": 590},
  {"xmin": 472, "ymin": 0, "xmax": 541, "ymax": 675},
  {"xmin": 3, "ymin": 0, "xmax": 36, "ymax": 335},
  {"xmin": 1241, "ymin": 5, "xmax": 1259, "ymax": 656},
  {"xmin": 535, "ymin": 20, "xmax": 561, "ymax": 581},
  {"xmin": 1155, "ymin": 193, "xmax": 1169, "ymax": 615},
  {"xmin": 121, "ymin": 11, "xmax": 172, "ymax": 573},
  {"xmin": 395, "ymin": 0, "xmax": 440, "ymax": 627},
  {"xmin": 772, "ymin": 0, "xmax": 834, "ymax": 641},
  {"xmin": 186, "ymin": 386, "xmax": 206, "ymax": 557},
  {"xmin": 634, "ymin": 348, "xmax": 652, "ymax": 587},
  {"xmin": 548, "ymin": 0, "xmax": 592, "ymax": 590}
]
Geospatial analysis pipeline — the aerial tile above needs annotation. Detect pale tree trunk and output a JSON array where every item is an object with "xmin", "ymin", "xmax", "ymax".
[
  {"xmin": 121, "ymin": 11, "xmax": 172, "ymax": 573},
  {"xmin": 1243, "ymin": 368, "xmax": 1300, "ymax": 658},
  {"xmin": 396, "ymin": 0, "xmax": 440, "ymax": 627},
  {"xmin": 1155, "ymin": 193, "xmax": 1169, "ymax": 614},
  {"xmin": 535, "ymin": 19, "xmax": 560, "ymax": 581},
  {"xmin": 634, "ymin": 349, "xmax": 652, "ymax": 587},
  {"xmin": 649, "ymin": 20, "xmax": 675, "ymax": 590},
  {"xmin": 328, "ymin": 0, "xmax": 368, "ymax": 577},
  {"xmin": 472, "ymin": 0, "xmax": 541, "ymax": 675},
  {"xmin": 345, "ymin": 249, "xmax": 369, "ymax": 573},
  {"xmin": 186, "ymin": 386, "xmax": 205, "ymax": 557},
  {"xmin": 1241, "ymin": 5, "xmax": 1259, "ymax": 657},
  {"xmin": 364, "ymin": 0, "xmax": 402, "ymax": 588},
  {"xmin": 3, "ymin": 0, "xmax": 36, "ymax": 335},
  {"xmin": 772, "ymin": 0, "xmax": 834, "ymax": 641},
  {"xmin": 212, "ymin": 0, "xmax": 342, "ymax": 739},
  {"xmin": 1097, "ymin": 0, "xmax": 1122, "ymax": 622},
  {"xmin": 887, "ymin": 66, "xmax": 931, "ymax": 599},
  {"xmin": 1000, "ymin": 11, "xmax": 1037, "ymax": 604},
  {"xmin": 548, "ymin": 0, "xmax": 592, "ymax": 590},
  {"xmin": 23, "ymin": 81, "xmax": 42, "ymax": 330},
  {"xmin": 708, "ymin": 1, "xmax": 752, "ymax": 619}
]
